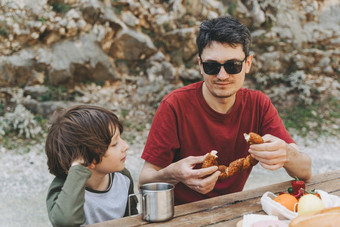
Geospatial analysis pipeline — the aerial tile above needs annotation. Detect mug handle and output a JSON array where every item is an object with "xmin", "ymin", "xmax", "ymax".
[
  {"xmin": 128, "ymin": 193, "xmax": 140, "ymax": 216},
  {"xmin": 142, "ymin": 193, "xmax": 150, "ymax": 220}
]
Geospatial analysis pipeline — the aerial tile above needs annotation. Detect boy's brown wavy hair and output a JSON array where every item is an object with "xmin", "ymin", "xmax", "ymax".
[{"xmin": 45, "ymin": 105, "xmax": 123, "ymax": 178}]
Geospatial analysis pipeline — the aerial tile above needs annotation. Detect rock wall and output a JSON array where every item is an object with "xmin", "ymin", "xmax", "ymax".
[{"xmin": 0, "ymin": 0, "xmax": 339, "ymax": 113}]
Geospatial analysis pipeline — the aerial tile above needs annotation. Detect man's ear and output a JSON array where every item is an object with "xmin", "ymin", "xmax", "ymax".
[
  {"xmin": 198, "ymin": 56, "xmax": 204, "ymax": 75},
  {"xmin": 245, "ymin": 55, "xmax": 253, "ymax": 74}
]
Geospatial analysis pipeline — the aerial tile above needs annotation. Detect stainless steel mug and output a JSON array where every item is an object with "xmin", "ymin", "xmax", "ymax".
[{"xmin": 129, "ymin": 182, "xmax": 175, "ymax": 222}]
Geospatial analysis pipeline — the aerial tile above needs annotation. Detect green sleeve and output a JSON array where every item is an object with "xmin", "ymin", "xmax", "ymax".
[
  {"xmin": 120, "ymin": 168, "xmax": 139, "ymax": 216},
  {"xmin": 46, "ymin": 165, "xmax": 91, "ymax": 227}
]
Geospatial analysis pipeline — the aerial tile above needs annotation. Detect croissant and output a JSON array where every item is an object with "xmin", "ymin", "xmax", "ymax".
[{"xmin": 203, "ymin": 132, "xmax": 264, "ymax": 181}]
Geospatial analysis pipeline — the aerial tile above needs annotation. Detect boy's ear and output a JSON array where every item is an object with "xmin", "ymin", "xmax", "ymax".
[{"xmin": 88, "ymin": 162, "xmax": 96, "ymax": 169}]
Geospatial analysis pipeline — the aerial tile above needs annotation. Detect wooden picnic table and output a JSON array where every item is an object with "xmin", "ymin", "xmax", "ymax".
[{"xmin": 88, "ymin": 169, "xmax": 340, "ymax": 226}]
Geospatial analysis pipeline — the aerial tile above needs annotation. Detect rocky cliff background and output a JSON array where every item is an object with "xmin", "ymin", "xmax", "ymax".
[{"xmin": 1, "ymin": 0, "xmax": 339, "ymax": 144}]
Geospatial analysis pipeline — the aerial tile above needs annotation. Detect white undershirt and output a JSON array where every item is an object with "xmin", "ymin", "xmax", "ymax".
[{"xmin": 83, "ymin": 172, "xmax": 130, "ymax": 225}]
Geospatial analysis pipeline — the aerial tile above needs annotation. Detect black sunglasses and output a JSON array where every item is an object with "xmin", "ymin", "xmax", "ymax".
[{"xmin": 200, "ymin": 56, "xmax": 248, "ymax": 75}]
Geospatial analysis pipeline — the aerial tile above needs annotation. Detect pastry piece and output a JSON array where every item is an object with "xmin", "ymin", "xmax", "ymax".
[
  {"xmin": 202, "ymin": 150, "xmax": 218, "ymax": 168},
  {"xmin": 244, "ymin": 132, "xmax": 264, "ymax": 145},
  {"xmin": 202, "ymin": 133, "xmax": 263, "ymax": 180},
  {"xmin": 227, "ymin": 158, "xmax": 245, "ymax": 176},
  {"xmin": 217, "ymin": 165, "xmax": 228, "ymax": 181}
]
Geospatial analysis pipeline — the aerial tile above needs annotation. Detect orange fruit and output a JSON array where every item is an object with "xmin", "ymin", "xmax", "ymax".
[{"xmin": 274, "ymin": 193, "xmax": 298, "ymax": 212}]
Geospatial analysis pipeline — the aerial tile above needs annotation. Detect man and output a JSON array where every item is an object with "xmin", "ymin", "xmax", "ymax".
[{"xmin": 139, "ymin": 16, "xmax": 311, "ymax": 205}]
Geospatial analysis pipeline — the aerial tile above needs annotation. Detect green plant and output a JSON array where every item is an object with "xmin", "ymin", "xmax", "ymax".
[
  {"xmin": 141, "ymin": 27, "xmax": 155, "ymax": 38},
  {"xmin": 228, "ymin": 2, "xmax": 237, "ymax": 16},
  {"xmin": 0, "ymin": 103, "xmax": 4, "ymax": 116},
  {"xmin": 154, "ymin": 39, "xmax": 167, "ymax": 49},
  {"xmin": 136, "ymin": 124, "xmax": 145, "ymax": 132},
  {"xmin": 280, "ymin": 104, "xmax": 318, "ymax": 137},
  {"xmin": 113, "ymin": 5, "xmax": 124, "ymax": 15},
  {"xmin": 188, "ymin": 19, "xmax": 195, "ymax": 27},
  {"xmin": 38, "ymin": 17, "xmax": 47, "ymax": 23},
  {"xmin": 264, "ymin": 18, "xmax": 274, "ymax": 30},
  {"xmin": 51, "ymin": 2, "xmax": 70, "ymax": 13},
  {"xmin": 162, "ymin": 23, "xmax": 171, "ymax": 32},
  {"xmin": 38, "ymin": 85, "xmax": 70, "ymax": 101},
  {"xmin": 82, "ymin": 80, "xmax": 105, "ymax": 87},
  {"xmin": 121, "ymin": 109, "xmax": 129, "ymax": 119},
  {"xmin": 279, "ymin": 95, "xmax": 340, "ymax": 138},
  {"xmin": 0, "ymin": 27, "xmax": 9, "ymax": 38},
  {"xmin": 0, "ymin": 104, "xmax": 42, "ymax": 139}
]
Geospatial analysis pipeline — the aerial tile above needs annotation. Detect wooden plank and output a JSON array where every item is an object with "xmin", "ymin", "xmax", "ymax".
[
  {"xmin": 307, "ymin": 178, "xmax": 340, "ymax": 193},
  {"xmin": 174, "ymin": 181, "xmax": 291, "ymax": 217},
  {"xmin": 141, "ymin": 172, "xmax": 340, "ymax": 226},
  {"xmin": 87, "ymin": 214, "xmax": 147, "ymax": 227},
  {"xmin": 209, "ymin": 217, "xmax": 242, "ymax": 227},
  {"xmin": 307, "ymin": 170, "xmax": 340, "ymax": 186},
  {"xmin": 87, "ymin": 170, "xmax": 340, "ymax": 227},
  {"xmin": 143, "ymin": 196, "xmax": 265, "ymax": 226}
]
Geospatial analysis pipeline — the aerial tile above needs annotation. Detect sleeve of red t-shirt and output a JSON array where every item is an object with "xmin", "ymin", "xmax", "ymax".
[
  {"xmin": 141, "ymin": 100, "xmax": 180, "ymax": 168},
  {"xmin": 258, "ymin": 92, "xmax": 295, "ymax": 144}
]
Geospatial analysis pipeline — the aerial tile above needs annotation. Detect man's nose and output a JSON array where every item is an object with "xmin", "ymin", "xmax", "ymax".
[{"xmin": 216, "ymin": 66, "xmax": 230, "ymax": 80}]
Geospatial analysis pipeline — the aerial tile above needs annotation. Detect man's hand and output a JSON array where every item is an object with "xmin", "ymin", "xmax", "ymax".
[
  {"xmin": 138, "ymin": 156, "xmax": 220, "ymax": 195},
  {"xmin": 248, "ymin": 134, "xmax": 287, "ymax": 171},
  {"xmin": 168, "ymin": 155, "xmax": 220, "ymax": 194},
  {"xmin": 248, "ymin": 134, "xmax": 311, "ymax": 181}
]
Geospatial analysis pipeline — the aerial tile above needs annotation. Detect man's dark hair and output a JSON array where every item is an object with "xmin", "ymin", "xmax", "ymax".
[
  {"xmin": 45, "ymin": 105, "xmax": 123, "ymax": 178},
  {"xmin": 196, "ymin": 16, "xmax": 252, "ymax": 57}
]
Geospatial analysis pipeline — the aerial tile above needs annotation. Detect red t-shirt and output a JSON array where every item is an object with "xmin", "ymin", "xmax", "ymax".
[{"xmin": 141, "ymin": 81, "xmax": 294, "ymax": 205}]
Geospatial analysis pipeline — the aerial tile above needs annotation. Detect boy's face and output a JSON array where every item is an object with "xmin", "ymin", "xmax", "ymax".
[
  {"xmin": 94, "ymin": 128, "xmax": 129, "ymax": 174},
  {"xmin": 198, "ymin": 41, "xmax": 252, "ymax": 100}
]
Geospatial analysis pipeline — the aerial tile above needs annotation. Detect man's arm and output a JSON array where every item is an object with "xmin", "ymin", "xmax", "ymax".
[
  {"xmin": 248, "ymin": 134, "xmax": 311, "ymax": 181},
  {"xmin": 138, "ymin": 156, "xmax": 220, "ymax": 194},
  {"xmin": 283, "ymin": 143, "xmax": 311, "ymax": 181}
]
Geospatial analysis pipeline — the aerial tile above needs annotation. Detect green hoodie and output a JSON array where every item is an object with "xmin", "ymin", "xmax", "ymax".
[{"xmin": 46, "ymin": 165, "xmax": 138, "ymax": 226}]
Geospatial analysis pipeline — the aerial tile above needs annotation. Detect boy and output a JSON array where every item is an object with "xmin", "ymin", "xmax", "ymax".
[{"xmin": 45, "ymin": 105, "xmax": 138, "ymax": 226}]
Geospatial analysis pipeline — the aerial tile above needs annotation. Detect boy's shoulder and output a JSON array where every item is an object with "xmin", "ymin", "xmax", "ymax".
[{"xmin": 119, "ymin": 168, "xmax": 133, "ymax": 179}]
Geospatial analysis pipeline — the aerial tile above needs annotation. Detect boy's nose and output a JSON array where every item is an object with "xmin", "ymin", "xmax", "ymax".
[{"xmin": 122, "ymin": 139, "xmax": 129, "ymax": 152}]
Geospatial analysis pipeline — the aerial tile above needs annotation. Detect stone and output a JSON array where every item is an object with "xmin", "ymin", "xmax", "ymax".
[
  {"xmin": 163, "ymin": 27, "xmax": 197, "ymax": 61},
  {"xmin": 47, "ymin": 33, "xmax": 117, "ymax": 85},
  {"xmin": 110, "ymin": 27, "xmax": 157, "ymax": 60},
  {"xmin": 23, "ymin": 85, "xmax": 50, "ymax": 100},
  {"xmin": 179, "ymin": 67, "xmax": 201, "ymax": 81},
  {"xmin": 258, "ymin": 52, "xmax": 282, "ymax": 72},
  {"xmin": 121, "ymin": 11, "xmax": 139, "ymax": 27},
  {"xmin": 23, "ymin": 99, "xmax": 67, "ymax": 117},
  {"xmin": 0, "ymin": 49, "xmax": 36, "ymax": 87}
]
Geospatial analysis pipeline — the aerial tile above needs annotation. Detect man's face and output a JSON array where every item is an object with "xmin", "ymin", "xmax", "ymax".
[{"xmin": 198, "ymin": 41, "xmax": 252, "ymax": 99}]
